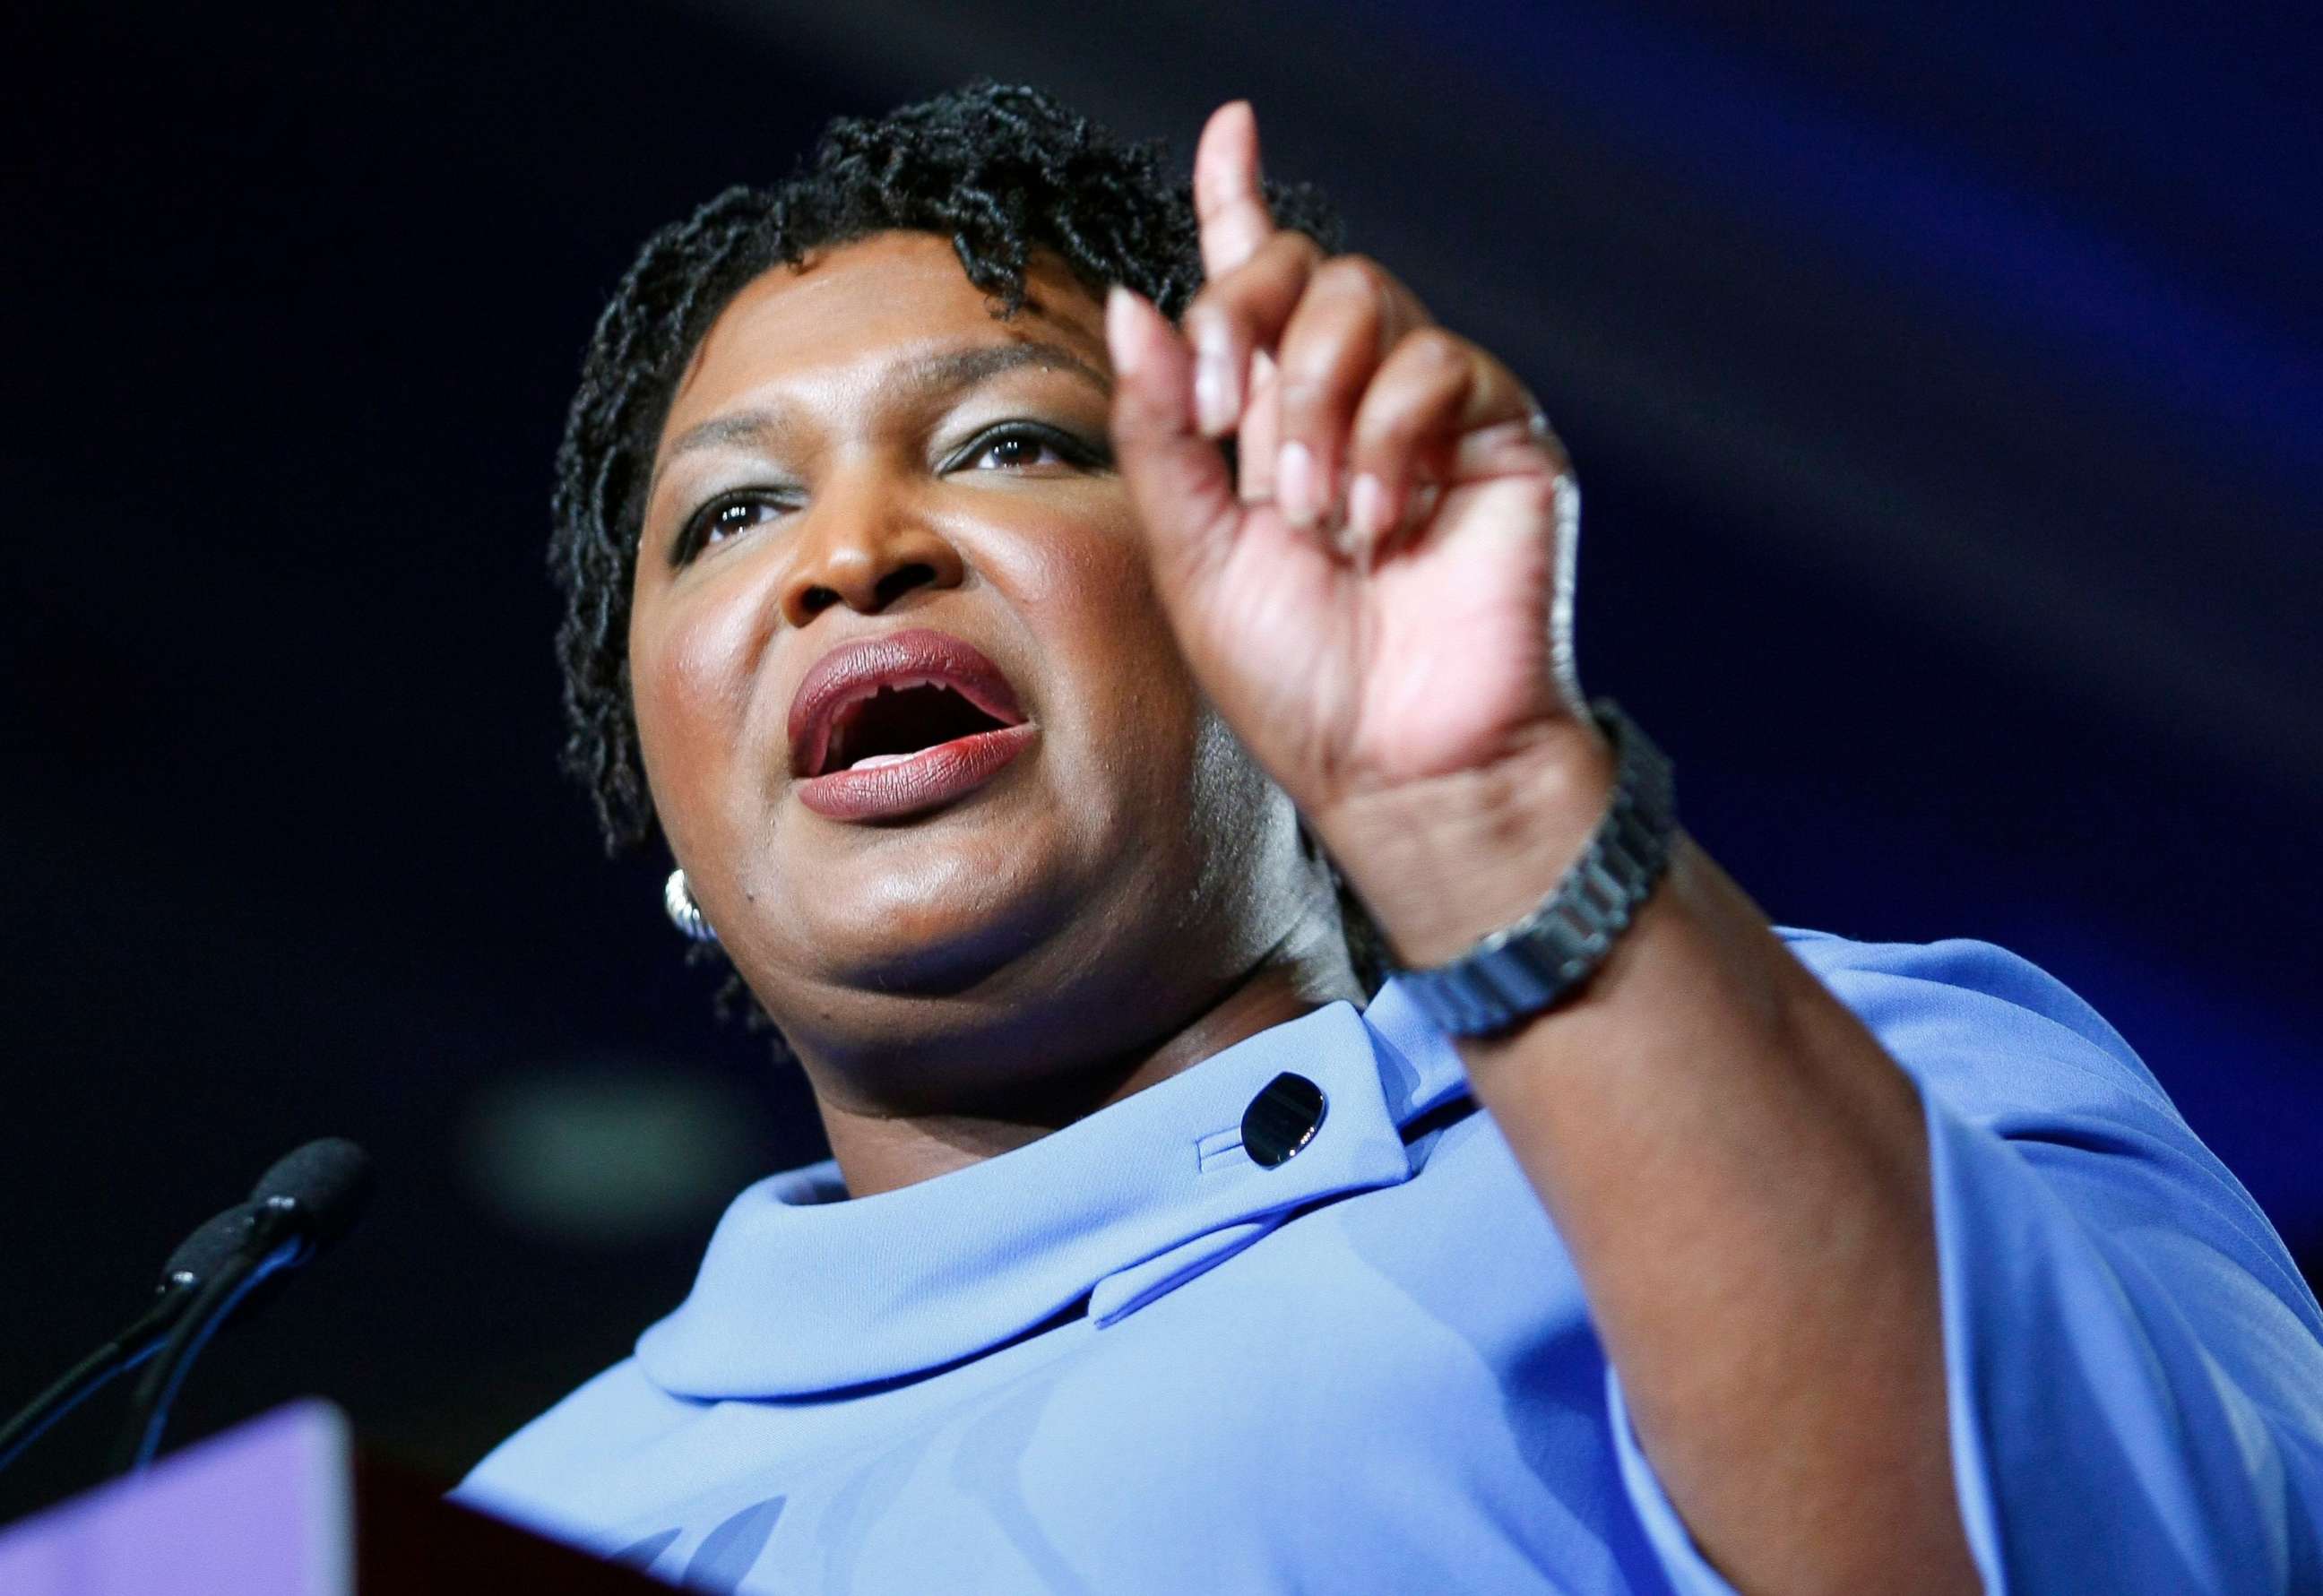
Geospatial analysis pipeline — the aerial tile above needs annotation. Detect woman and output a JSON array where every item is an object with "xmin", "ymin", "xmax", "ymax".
[{"xmin": 455, "ymin": 83, "xmax": 2323, "ymax": 1593}]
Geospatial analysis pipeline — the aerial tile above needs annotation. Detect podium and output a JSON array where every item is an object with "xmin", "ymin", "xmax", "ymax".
[{"xmin": 0, "ymin": 1402, "xmax": 660, "ymax": 1593}]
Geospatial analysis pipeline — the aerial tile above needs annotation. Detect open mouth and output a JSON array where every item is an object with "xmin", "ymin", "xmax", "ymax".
[
  {"xmin": 787, "ymin": 628, "xmax": 1036, "ymax": 822},
  {"xmin": 822, "ymin": 681, "xmax": 1013, "ymax": 772}
]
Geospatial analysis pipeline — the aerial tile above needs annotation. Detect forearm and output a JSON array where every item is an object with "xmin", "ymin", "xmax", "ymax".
[{"xmin": 1319, "ymin": 736, "xmax": 1979, "ymax": 1595}]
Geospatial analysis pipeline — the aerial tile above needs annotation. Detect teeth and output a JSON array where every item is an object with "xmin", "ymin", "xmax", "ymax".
[{"xmin": 848, "ymin": 751, "xmax": 921, "ymax": 771}]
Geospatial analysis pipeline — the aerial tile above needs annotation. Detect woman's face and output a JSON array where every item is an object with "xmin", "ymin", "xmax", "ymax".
[{"xmin": 628, "ymin": 231, "xmax": 1321, "ymax": 1108}]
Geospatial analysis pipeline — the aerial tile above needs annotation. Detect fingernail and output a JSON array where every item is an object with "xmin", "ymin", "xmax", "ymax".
[
  {"xmin": 1276, "ymin": 441, "xmax": 1317, "ymax": 527},
  {"xmin": 1348, "ymin": 473, "xmax": 1389, "ymax": 541},
  {"xmin": 1194, "ymin": 339, "xmax": 1238, "ymax": 436},
  {"xmin": 1104, "ymin": 287, "xmax": 1140, "ymax": 377}
]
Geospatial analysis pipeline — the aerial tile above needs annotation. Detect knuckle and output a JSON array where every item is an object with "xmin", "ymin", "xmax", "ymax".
[
  {"xmin": 1196, "ymin": 289, "xmax": 1268, "ymax": 349},
  {"xmin": 1279, "ymin": 342, "xmax": 1361, "ymax": 410},
  {"xmin": 1402, "ymin": 326, "xmax": 1470, "ymax": 372},
  {"xmin": 1509, "ymin": 472, "xmax": 1559, "ymax": 516},
  {"xmin": 1312, "ymin": 254, "xmax": 1382, "ymax": 298},
  {"xmin": 1326, "ymin": 264, "xmax": 1391, "ymax": 337},
  {"xmin": 1361, "ymin": 405, "xmax": 1435, "ymax": 462},
  {"xmin": 1265, "ymin": 229, "xmax": 1324, "ymax": 270},
  {"xmin": 1362, "ymin": 400, "xmax": 1428, "ymax": 450},
  {"xmin": 1182, "ymin": 298, "xmax": 1235, "ymax": 349},
  {"xmin": 1275, "ymin": 369, "xmax": 1334, "ymax": 419}
]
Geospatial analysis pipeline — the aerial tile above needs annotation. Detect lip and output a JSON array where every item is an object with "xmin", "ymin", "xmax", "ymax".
[
  {"xmin": 787, "ymin": 626, "xmax": 1029, "ymax": 782},
  {"xmin": 796, "ymin": 721, "xmax": 1039, "ymax": 822}
]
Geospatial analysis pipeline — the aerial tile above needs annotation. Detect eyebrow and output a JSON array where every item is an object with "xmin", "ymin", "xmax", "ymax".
[{"xmin": 658, "ymin": 339, "xmax": 1113, "ymax": 471}]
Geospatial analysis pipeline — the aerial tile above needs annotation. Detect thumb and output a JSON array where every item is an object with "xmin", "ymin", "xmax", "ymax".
[{"xmin": 1105, "ymin": 285, "xmax": 1241, "ymax": 596}]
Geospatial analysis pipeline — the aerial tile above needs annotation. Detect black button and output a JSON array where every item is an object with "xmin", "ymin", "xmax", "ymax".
[{"xmin": 1242, "ymin": 1072, "xmax": 1327, "ymax": 1168}]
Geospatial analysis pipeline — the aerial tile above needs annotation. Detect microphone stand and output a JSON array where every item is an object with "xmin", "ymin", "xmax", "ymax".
[
  {"xmin": 0, "ymin": 1286, "xmax": 189, "ymax": 1474},
  {"xmin": 0, "ymin": 1199, "xmax": 262, "ymax": 1477},
  {"xmin": 110, "ymin": 1198, "xmax": 310, "ymax": 1476},
  {"xmin": 0, "ymin": 1140, "xmax": 370, "ymax": 1480}
]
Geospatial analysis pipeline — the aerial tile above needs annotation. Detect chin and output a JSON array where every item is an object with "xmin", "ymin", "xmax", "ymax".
[{"xmin": 769, "ymin": 828, "xmax": 1079, "ymax": 1002}]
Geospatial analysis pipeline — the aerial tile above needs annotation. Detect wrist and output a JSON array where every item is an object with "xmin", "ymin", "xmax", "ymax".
[{"xmin": 1312, "ymin": 719, "xmax": 1619, "ymax": 967}]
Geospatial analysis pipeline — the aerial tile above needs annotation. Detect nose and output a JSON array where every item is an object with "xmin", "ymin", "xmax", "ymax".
[{"xmin": 777, "ymin": 478, "xmax": 967, "ymax": 627}]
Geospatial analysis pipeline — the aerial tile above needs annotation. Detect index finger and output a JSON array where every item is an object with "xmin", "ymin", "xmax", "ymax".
[{"xmin": 1194, "ymin": 100, "xmax": 1275, "ymax": 280}]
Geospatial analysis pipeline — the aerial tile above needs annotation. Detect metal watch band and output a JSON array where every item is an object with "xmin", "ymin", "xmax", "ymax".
[{"xmin": 1392, "ymin": 699, "xmax": 1678, "ymax": 1037}]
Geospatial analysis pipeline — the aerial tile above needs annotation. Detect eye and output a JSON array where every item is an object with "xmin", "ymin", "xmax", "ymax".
[
  {"xmin": 954, "ymin": 422, "xmax": 1110, "ymax": 474},
  {"xmin": 677, "ymin": 489, "xmax": 795, "ymax": 562}
]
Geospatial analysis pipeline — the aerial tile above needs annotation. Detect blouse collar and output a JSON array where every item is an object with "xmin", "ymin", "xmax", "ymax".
[{"xmin": 635, "ymin": 977, "xmax": 1469, "ymax": 1399}]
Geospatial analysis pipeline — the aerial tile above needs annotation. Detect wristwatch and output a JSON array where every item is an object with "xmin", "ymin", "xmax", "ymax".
[{"xmin": 1390, "ymin": 698, "xmax": 1678, "ymax": 1037}]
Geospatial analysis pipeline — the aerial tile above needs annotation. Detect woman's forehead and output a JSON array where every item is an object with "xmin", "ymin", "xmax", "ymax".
[{"xmin": 661, "ymin": 232, "xmax": 1109, "ymax": 431}]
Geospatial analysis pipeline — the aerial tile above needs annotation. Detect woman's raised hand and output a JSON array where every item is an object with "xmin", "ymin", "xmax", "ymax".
[{"xmin": 1104, "ymin": 101, "xmax": 1600, "ymax": 840}]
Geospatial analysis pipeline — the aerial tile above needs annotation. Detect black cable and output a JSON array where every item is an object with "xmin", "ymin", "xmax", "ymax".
[
  {"xmin": 108, "ymin": 1141, "xmax": 370, "ymax": 1476},
  {"xmin": 111, "ymin": 1203, "xmax": 307, "ymax": 1475},
  {"xmin": 0, "ymin": 1201, "xmax": 259, "ymax": 1477}
]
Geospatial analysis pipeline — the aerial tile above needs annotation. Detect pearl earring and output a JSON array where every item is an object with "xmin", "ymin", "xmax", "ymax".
[{"xmin": 663, "ymin": 868, "xmax": 719, "ymax": 945}]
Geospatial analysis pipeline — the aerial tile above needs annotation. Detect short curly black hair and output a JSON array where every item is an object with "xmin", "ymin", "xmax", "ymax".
[{"xmin": 550, "ymin": 80, "xmax": 1391, "ymax": 1046}]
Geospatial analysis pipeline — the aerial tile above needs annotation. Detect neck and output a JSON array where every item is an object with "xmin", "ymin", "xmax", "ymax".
[{"xmin": 814, "ymin": 912, "xmax": 1364, "ymax": 1198}]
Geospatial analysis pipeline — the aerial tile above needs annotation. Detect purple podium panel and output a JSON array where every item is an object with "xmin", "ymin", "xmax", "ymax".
[
  {"xmin": 0, "ymin": 1401, "xmax": 353, "ymax": 1596},
  {"xmin": 0, "ymin": 1402, "xmax": 661, "ymax": 1594}
]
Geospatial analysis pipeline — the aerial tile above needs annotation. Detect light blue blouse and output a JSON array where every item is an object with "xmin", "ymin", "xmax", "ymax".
[{"xmin": 454, "ymin": 929, "xmax": 2323, "ymax": 1592}]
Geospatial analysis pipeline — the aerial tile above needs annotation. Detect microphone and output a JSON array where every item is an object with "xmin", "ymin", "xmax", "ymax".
[
  {"xmin": 247, "ymin": 1138, "xmax": 375, "ymax": 1253},
  {"xmin": 0, "ymin": 1202, "xmax": 262, "ymax": 1474},
  {"xmin": 110, "ymin": 1138, "xmax": 375, "ymax": 1474}
]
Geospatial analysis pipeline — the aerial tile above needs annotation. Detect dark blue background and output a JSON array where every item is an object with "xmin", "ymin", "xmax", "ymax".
[{"xmin": 4, "ymin": 0, "xmax": 2316, "ymax": 1518}]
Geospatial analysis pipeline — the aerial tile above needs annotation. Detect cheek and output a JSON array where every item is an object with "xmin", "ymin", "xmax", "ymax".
[
  {"xmin": 630, "ymin": 578, "xmax": 772, "ymax": 825},
  {"xmin": 1001, "ymin": 493, "xmax": 1170, "ymax": 657},
  {"xmin": 974, "ymin": 488, "xmax": 1155, "ymax": 611},
  {"xmin": 1041, "ymin": 524, "xmax": 1225, "ymax": 839},
  {"xmin": 989, "ymin": 502, "xmax": 1193, "ymax": 737}
]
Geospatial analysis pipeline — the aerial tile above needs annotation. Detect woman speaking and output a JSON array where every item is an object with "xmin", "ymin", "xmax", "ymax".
[{"xmin": 453, "ymin": 82, "xmax": 2323, "ymax": 1594}]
